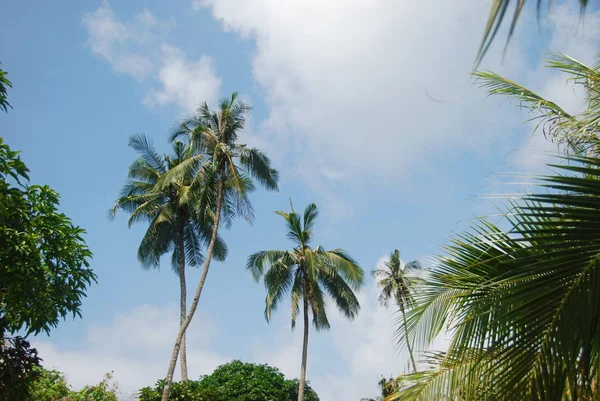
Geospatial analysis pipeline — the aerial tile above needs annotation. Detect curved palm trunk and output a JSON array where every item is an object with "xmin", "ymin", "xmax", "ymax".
[
  {"xmin": 161, "ymin": 179, "xmax": 224, "ymax": 401},
  {"xmin": 400, "ymin": 302, "xmax": 417, "ymax": 373},
  {"xmin": 298, "ymin": 280, "xmax": 310, "ymax": 401},
  {"xmin": 178, "ymin": 222, "xmax": 188, "ymax": 382}
]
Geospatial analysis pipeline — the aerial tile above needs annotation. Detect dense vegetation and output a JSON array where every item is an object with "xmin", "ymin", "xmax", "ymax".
[
  {"xmin": 2, "ymin": 2, "xmax": 599, "ymax": 400},
  {"xmin": 27, "ymin": 367, "xmax": 118, "ymax": 401},
  {"xmin": 139, "ymin": 361, "xmax": 319, "ymax": 401}
]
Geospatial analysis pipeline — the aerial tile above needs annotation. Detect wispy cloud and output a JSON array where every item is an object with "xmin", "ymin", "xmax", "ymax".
[{"xmin": 83, "ymin": 2, "xmax": 221, "ymax": 112}]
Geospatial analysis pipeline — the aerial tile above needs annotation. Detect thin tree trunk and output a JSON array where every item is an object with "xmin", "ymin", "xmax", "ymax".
[
  {"xmin": 400, "ymin": 303, "xmax": 417, "ymax": 373},
  {"xmin": 161, "ymin": 179, "xmax": 224, "ymax": 401},
  {"xmin": 298, "ymin": 284, "xmax": 309, "ymax": 401},
  {"xmin": 178, "ymin": 221, "xmax": 188, "ymax": 382}
]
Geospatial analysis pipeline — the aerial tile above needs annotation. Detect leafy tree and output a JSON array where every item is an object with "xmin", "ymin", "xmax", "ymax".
[
  {"xmin": 476, "ymin": 1, "xmax": 591, "ymax": 64},
  {"xmin": 0, "ymin": 63, "xmax": 11, "ymax": 112},
  {"xmin": 247, "ymin": 202, "xmax": 363, "ymax": 401},
  {"xmin": 373, "ymin": 250, "xmax": 420, "ymax": 373},
  {"xmin": 110, "ymin": 135, "xmax": 227, "ymax": 381},
  {"xmin": 159, "ymin": 93, "xmax": 279, "ymax": 401},
  {"xmin": 0, "ymin": 138, "xmax": 95, "ymax": 399},
  {"xmin": 389, "ymin": 55, "xmax": 600, "ymax": 400},
  {"xmin": 0, "ymin": 137, "xmax": 95, "ymax": 336},
  {"xmin": 139, "ymin": 360, "xmax": 319, "ymax": 401},
  {"xmin": 0, "ymin": 336, "xmax": 41, "ymax": 400},
  {"xmin": 28, "ymin": 367, "xmax": 118, "ymax": 401}
]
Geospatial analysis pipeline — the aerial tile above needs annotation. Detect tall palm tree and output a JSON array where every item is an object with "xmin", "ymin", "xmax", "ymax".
[
  {"xmin": 247, "ymin": 201, "xmax": 364, "ymax": 401},
  {"xmin": 109, "ymin": 135, "xmax": 227, "ymax": 381},
  {"xmin": 373, "ymin": 250, "xmax": 420, "ymax": 373},
  {"xmin": 388, "ymin": 54, "xmax": 600, "ymax": 400},
  {"xmin": 476, "ymin": 0, "xmax": 590, "ymax": 64},
  {"xmin": 159, "ymin": 93, "xmax": 279, "ymax": 401}
]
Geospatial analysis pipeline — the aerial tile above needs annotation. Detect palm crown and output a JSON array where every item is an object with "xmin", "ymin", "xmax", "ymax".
[
  {"xmin": 373, "ymin": 250, "xmax": 420, "ymax": 309},
  {"xmin": 109, "ymin": 134, "xmax": 227, "ymax": 269},
  {"xmin": 167, "ymin": 92, "xmax": 279, "ymax": 228},
  {"xmin": 247, "ymin": 202, "xmax": 364, "ymax": 329}
]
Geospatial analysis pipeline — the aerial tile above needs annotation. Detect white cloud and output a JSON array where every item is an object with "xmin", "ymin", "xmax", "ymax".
[
  {"xmin": 144, "ymin": 45, "xmax": 222, "ymax": 113},
  {"xmin": 198, "ymin": 0, "xmax": 524, "ymax": 185},
  {"xmin": 33, "ymin": 304, "xmax": 229, "ymax": 399},
  {"xmin": 82, "ymin": 3, "xmax": 171, "ymax": 80},
  {"xmin": 193, "ymin": 0, "xmax": 600, "ymax": 216},
  {"xmin": 83, "ymin": 2, "xmax": 221, "ymax": 111}
]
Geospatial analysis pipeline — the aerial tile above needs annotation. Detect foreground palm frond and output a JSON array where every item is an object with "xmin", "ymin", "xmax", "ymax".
[
  {"xmin": 474, "ymin": 53, "xmax": 600, "ymax": 156},
  {"xmin": 389, "ymin": 155, "xmax": 600, "ymax": 401},
  {"xmin": 476, "ymin": 0, "xmax": 591, "ymax": 64}
]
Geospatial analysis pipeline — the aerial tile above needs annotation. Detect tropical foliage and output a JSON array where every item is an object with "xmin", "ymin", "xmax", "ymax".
[
  {"xmin": 0, "ymin": 63, "xmax": 11, "ymax": 112},
  {"xmin": 373, "ymin": 250, "xmax": 420, "ymax": 372},
  {"xmin": 247, "ymin": 201, "xmax": 363, "ymax": 401},
  {"xmin": 476, "ymin": 0, "xmax": 591, "ymax": 63},
  {"xmin": 0, "ymin": 336, "xmax": 41, "ymax": 400},
  {"xmin": 27, "ymin": 367, "xmax": 118, "ymax": 401},
  {"xmin": 0, "ymin": 138, "xmax": 95, "ymax": 336},
  {"xmin": 159, "ymin": 93, "xmax": 279, "ymax": 401},
  {"xmin": 388, "ymin": 54, "xmax": 600, "ymax": 400},
  {"xmin": 110, "ymin": 134, "xmax": 227, "ymax": 380},
  {"xmin": 139, "ymin": 360, "xmax": 319, "ymax": 401}
]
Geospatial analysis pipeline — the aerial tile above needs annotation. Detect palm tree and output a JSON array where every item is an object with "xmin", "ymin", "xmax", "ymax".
[
  {"xmin": 109, "ymin": 135, "xmax": 227, "ymax": 381},
  {"xmin": 247, "ymin": 201, "xmax": 364, "ymax": 401},
  {"xmin": 373, "ymin": 250, "xmax": 420, "ymax": 373},
  {"xmin": 159, "ymin": 93, "xmax": 279, "ymax": 401},
  {"xmin": 475, "ymin": 0, "xmax": 590, "ymax": 64},
  {"xmin": 388, "ymin": 54, "xmax": 600, "ymax": 400}
]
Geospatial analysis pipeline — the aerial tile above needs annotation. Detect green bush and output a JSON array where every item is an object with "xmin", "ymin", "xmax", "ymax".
[
  {"xmin": 28, "ymin": 367, "xmax": 118, "ymax": 401},
  {"xmin": 139, "ymin": 360, "xmax": 319, "ymax": 401}
]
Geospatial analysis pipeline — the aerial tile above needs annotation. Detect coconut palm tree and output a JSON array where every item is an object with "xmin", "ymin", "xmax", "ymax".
[
  {"xmin": 373, "ymin": 250, "xmax": 420, "ymax": 373},
  {"xmin": 247, "ymin": 201, "xmax": 364, "ymax": 401},
  {"xmin": 159, "ymin": 93, "xmax": 279, "ymax": 401},
  {"xmin": 388, "ymin": 54, "xmax": 600, "ymax": 400},
  {"xmin": 475, "ymin": 0, "xmax": 591, "ymax": 64},
  {"xmin": 109, "ymin": 134, "xmax": 227, "ymax": 381}
]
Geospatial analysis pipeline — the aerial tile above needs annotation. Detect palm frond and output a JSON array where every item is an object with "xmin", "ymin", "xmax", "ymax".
[
  {"xmin": 394, "ymin": 156, "xmax": 600, "ymax": 400},
  {"xmin": 474, "ymin": 55, "xmax": 600, "ymax": 156},
  {"xmin": 240, "ymin": 147, "xmax": 279, "ymax": 192},
  {"xmin": 246, "ymin": 250, "xmax": 289, "ymax": 281},
  {"xmin": 128, "ymin": 134, "xmax": 166, "ymax": 174},
  {"xmin": 475, "ymin": 0, "xmax": 591, "ymax": 65}
]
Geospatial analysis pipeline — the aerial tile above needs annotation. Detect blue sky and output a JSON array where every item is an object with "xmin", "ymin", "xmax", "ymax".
[{"xmin": 1, "ymin": 1, "xmax": 600, "ymax": 400}]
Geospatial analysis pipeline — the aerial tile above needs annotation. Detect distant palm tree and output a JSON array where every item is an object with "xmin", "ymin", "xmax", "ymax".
[
  {"xmin": 247, "ymin": 201, "xmax": 364, "ymax": 401},
  {"xmin": 373, "ymin": 250, "xmax": 420, "ymax": 373},
  {"xmin": 109, "ymin": 135, "xmax": 227, "ymax": 381},
  {"xmin": 476, "ymin": 0, "xmax": 591, "ymax": 64},
  {"xmin": 159, "ymin": 93, "xmax": 279, "ymax": 401}
]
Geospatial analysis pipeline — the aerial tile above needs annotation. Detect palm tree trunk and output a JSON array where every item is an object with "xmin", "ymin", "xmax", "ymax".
[
  {"xmin": 161, "ymin": 179, "xmax": 224, "ymax": 401},
  {"xmin": 298, "ymin": 287, "xmax": 310, "ymax": 401},
  {"xmin": 400, "ymin": 303, "xmax": 417, "ymax": 373},
  {"xmin": 178, "ymin": 221, "xmax": 188, "ymax": 382}
]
